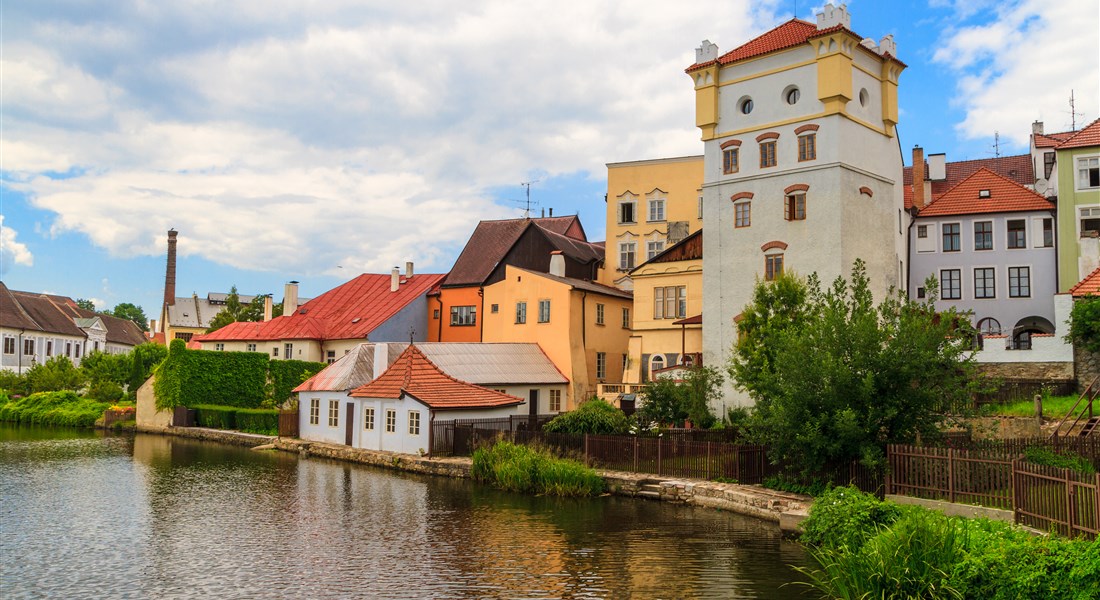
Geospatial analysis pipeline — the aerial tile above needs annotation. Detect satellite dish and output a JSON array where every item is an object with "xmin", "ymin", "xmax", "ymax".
[{"xmin": 1034, "ymin": 179, "xmax": 1048, "ymax": 194}]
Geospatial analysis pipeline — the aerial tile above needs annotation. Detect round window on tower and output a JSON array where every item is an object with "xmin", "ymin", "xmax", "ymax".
[
  {"xmin": 784, "ymin": 87, "xmax": 800, "ymax": 105},
  {"xmin": 740, "ymin": 97, "xmax": 754, "ymax": 114},
  {"xmin": 859, "ymin": 88, "xmax": 870, "ymax": 107}
]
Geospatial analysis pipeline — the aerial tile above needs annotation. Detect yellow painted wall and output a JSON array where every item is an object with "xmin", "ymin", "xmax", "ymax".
[
  {"xmin": 428, "ymin": 287, "xmax": 483, "ymax": 342},
  {"xmin": 628, "ymin": 259, "xmax": 703, "ymax": 382},
  {"xmin": 483, "ymin": 266, "xmax": 632, "ymax": 408},
  {"xmin": 602, "ymin": 156, "xmax": 705, "ymax": 288}
]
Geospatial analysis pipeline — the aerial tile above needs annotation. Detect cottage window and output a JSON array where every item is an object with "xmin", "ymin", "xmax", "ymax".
[
  {"xmin": 917, "ymin": 225, "xmax": 927, "ymax": 238},
  {"xmin": 408, "ymin": 411, "xmax": 421, "ymax": 435},
  {"xmin": 23, "ymin": 339, "xmax": 34, "ymax": 356},
  {"xmin": 797, "ymin": 134, "xmax": 816, "ymax": 161},
  {"xmin": 310, "ymin": 398, "xmax": 320, "ymax": 425},
  {"xmin": 1007, "ymin": 220, "xmax": 1026, "ymax": 249},
  {"xmin": 647, "ymin": 190, "xmax": 666, "ymax": 222},
  {"xmin": 1009, "ymin": 267, "xmax": 1031, "ymax": 298},
  {"xmin": 538, "ymin": 299, "xmax": 551, "ymax": 323},
  {"xmin": 74, "ymin": 344, "xmax": 81, "ymax": 358},
  {"xmin": 654, "ymin": 286, "xmax": 686, "ymax": 319},
  {"xmin": 549, "ymin": 389, "xmax": 562, "ymax": 412},
  {"xmin": 759, "ymin": 141, "xmax": 777, "ymax": 168},
  {"xmin": 3, "ymin": 338, "xmax": 13, "ymax": 354},
  {"xmin": 326, "ymin": 350, "xmax": 336, "ymax": 364},
  {"xmin": 941, "ymin": 269, "xmax": 962, "ymax": 300},
  {"xmin": 651, "ymin": 354, "xmax": 665, "ymax": 374},
  {"xmin": 646, "ymin": 240, "xmax": 664, "ymax": 260},
  {"xmin": 596, "ymin": 303, "xmax": 605, "ymax": 325},
  {"xmin": 272, "ymin": 347, "xmax": 279, "ymax": 357},
  {"xmin": 46, "ymin": 341, "xmax": 53, "ymax": 357},
  {"xmin": 973, "ymin": 221, "xmax": 992, "ymax": 250},
  {"xmin": 515, "ymin": 301, "xmax": 527, "ymax": 324},
  {"xmin": 735, "ymin": 202, "xmax": 751, "ymax": 228},
  {"xmin": 618, "ymin": 194, "xmax": 637, "ymax": 224},
  {"xmin": 385, "ymin": 409, "xmax": 396, "ymax": 433},
  {"xmin": 974, "ymin": 268, "xmax": 996, "ymax": 299},
  {"xmin": 328, "ymin": 400, "xmax": 339, "ymax": 427},
  {"xmin": 247, "ymin": 343, "xmax": 257, "ymax": 352},
  {"xmin": 215, "ymin": 343, "xmax": 225, "ymax": 351},
  {"xmin": 596, "ymin": 352, "xmax": 607, "ymax": 379},
  {"xmin": 363, "ymin": 407, "xmax": 375, "ymax": 430},
  {"xmin": 284, "ymin": 343, "xmax": 294, "ymax": 360},
  {"xmin": 450, "ymin": 305, "xmax": 476, "ymax": 326},
  {"xmin": 65, "ymin": 342, "xmax": 72, "ymax": 357}
]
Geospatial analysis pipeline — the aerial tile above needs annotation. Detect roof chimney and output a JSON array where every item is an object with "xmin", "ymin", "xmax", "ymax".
[
  {"xmin": 549, "ymin": 251, "xmax": 566, "ymax": 277},
  {"xmin": 549, "ymin": 207, "xmax": 553, "ymax": 217},
  {"xmin": 912, "ymin": 146, "xmax": 926, "ymax": 210},
  {"xmin": 163, "ymin": 229, "xmax": 178, "ymax": 307},
  {"xmin": 1032, "ymin": 121, "xmax": 1044, "ymax": 135},
  {"xmin": 263, "ymin": 295, "xmax": 273, "ymax": 321},
  {"xmin": 284, "ymin": 281, "xmax": 299, "ymax": 315},
  {"xmin": 405, "ymin": 261, "xmax": 414, "ymax": 279},
  {"xmin": 816, "ymin": 3, "xmax": 851, "ymax": 30},
  {"xmin": 928, "ymin": 153, "xmax": 946, "ymax": 182},
  {"xmin": 391, "ymin": 267, "xmax": 400, "ymax": 292}
]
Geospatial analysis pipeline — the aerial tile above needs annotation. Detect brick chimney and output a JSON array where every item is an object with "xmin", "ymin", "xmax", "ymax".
[
  {"xmin": 284, "ymin": 281, "xmax": 299, "ymax": 315},
  {"xmin": 263, "ymin": 295, "xmax": 273, "ymax": 321},
  {"xmin": 912, "ymin": 146, "xmax": 926, "ymax": 210},
  {"xmin": 390, "ymin": 267, "xmax": 400, "ymax": 292},
  {"xmin": 163, "ymin": 229, "xmax": 178, "ymax": 307}
]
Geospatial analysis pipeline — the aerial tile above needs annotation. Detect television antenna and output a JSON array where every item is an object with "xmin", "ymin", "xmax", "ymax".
[
  {"xmin": 516, "ymin": 180, "xmax": 540, "ymax": 217},
  {"xmin": 1067, "ymin": 89, "xmax": 1085, "ymax": 131}
]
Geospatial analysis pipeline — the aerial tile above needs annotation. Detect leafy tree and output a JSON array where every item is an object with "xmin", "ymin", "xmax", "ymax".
[
  {"xmin": 638, "ymin": 366, "xmax": 723, "ymax": 428},
  {"xmin": 543, "ymin": 398, "xmax": 630, "ymax": 435},
  {"xmin": 1066, "ymin": 295, "xmax": 1100, "ymax": 352},
  {"xmin": 75, "ymin": 298, "xmax": 96, "ymax": 311},
  {"xmin": 80, "ymin": 351, "xmax": 131, "ymax": 387},
  {"xmin": 128, "ymin": 343, "xmax": 168, "ymax": 391},
  {"xmin": 730, "ymin": 260, "xmax": 980, "ymax": 474},
  {"xmin": 110, "ymin": 302, "xmax": 149, "ymax": 332},
  {"xmin": 205, "ymin": 286, "xmax": 268, "ymax": 333},
  {"xmin": 25, "ymin": 356, "xmax": 87, "ymax": 393}
]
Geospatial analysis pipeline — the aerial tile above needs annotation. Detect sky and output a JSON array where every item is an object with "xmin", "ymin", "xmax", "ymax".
[{"xmin": 2, "ymin": 0, "xmax": 1098, "ymax": 322}]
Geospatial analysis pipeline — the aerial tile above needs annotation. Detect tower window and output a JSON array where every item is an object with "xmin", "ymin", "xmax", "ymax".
[
  {"xmin": 740, "ymin": 98, "xmax": 753, "ymax": 114},
  {"xmin": 785, "ymin": 88, "xmax": 800, "ymax": 105}
]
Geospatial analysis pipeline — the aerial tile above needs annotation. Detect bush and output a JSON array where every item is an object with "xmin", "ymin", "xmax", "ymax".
[
  {"xmin": 471, "ymin": 440, "xmax": 604, "ymax": 497},
  {"xmin": 80, "ymin": 351, "xmax": 131, "ymax": 387},
  {"xmin": 543, "ymin": 399, "xmax": 629, "ymax": 435},
  {"xmin": 0, "ymin": 370, "xmax": 29, "ymax": 395},
  {"xmin": 1023, "ymin": 446, "xmax": 1096, "ymax": 475},
  {"xmin": 24, "ymin": 356, "xmax": 86, "ymax": 393},
  {"xmin": 0, "ymin": 391, "xmax": 110, "ymax": 427},
  {"xmin": 800, "ymin": 486, "xmax": 904, "ymax": 550},
  {"xmin": 268, "ymin": 360, "xmax": 326, "ymax": 407},
  {"xmin": 86, "ymin": 381, "xmax": 125, "ymax": 404},
  {"xmin": 192, "ymin": 404, "xmax": 237, "ymax": 429},
  {"xmin": 235, "ymin": 408, "xmax": 279, "ymax": 435}
]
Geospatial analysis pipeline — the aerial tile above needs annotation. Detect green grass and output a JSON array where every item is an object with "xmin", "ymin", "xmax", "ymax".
[
  {"xmin": 980, "ymin": 394, "xmax": 1084, "ymax": 419},
  {"xmin": 472, "ymin": 440, "xmax": 605, "ymax": 497},
  {"xmin": 0, "ymin": 391, "xmax": 111, "ymax": 427}
]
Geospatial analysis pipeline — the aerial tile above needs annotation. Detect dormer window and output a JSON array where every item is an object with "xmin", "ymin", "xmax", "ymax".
[{"xmin": 978, "ymin": 189, "xmax": 991, "ymax": 198}]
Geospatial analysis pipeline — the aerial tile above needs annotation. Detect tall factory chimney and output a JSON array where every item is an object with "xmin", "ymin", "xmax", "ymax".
[{"xmin": 164, "ymin": 229, "xmax": 178, "ymax": 307}]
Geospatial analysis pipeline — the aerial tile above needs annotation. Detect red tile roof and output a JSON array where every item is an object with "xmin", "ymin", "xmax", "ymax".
[
  {"xmin": 349, "ymin": 345, "xmax": 523, "ymax": 410},
  {"xmin": 1056, "ymin": 119, "xmax": 1100, "ymax": 150},
  {"xmin": 195, "ymin": 272, "xmax": 445, "ymax": 343},
  {"xmin": 443, "ymin": 216, "xmax": 588, "ymax": 288},
  {"xmin": 916, "ymin": 167, "xmax": 1053, "ymax": 217},
  {"xmin": 903, "ymin": 154, "xmax": 1035, "ymax": 210},
  {"xmin": 1033, "ymin": 131, "xmax": 1076, "ymax": 149},
  {"xmin": 1070, "ymin": 267, "xmax": 1100, "ymax": 297}
]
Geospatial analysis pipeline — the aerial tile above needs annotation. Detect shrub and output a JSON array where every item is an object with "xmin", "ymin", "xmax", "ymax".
[
  {"xmin": 192, "ymin": 404, "xmax": 237, "ymax": 429},
  {"xmin": 1023, "ymin": 446, "xmax": 1096, "ymax": 475},
  {"xmin": 472, "ymin": 440, "xmax": 604, "ymax": 497},
  {"xmin": 543, "ymin": 399, "xmax": 630, "ymax": 435},
  {"xmin": 0, "ymin": 370, "xmax": 29, "ymax": 395},
  {"xmin": 799, "ymin": 486, "xmax": 904, "ymax": 550},
  {"xmin": 154, "ymin": 344, "xmax": 322, "ymax": 410},
  {"xmin": 86, "ymin": 381, "xmax": 125, "ymax": 404},
  {"xmin": 235, "ymin": 408, "xmax": 279, "ymax": 435},
  {"xmin": 0, "ymin": 391, "xmax": 110, "ymax": 427},
  {"xmin": 24, "ymin": 356, "xmax": 86, "ymax": 393},
  {"xmin": 268, "ymin": 360, "xmax": 326, "ymax": 407},
  {"xmin": 80, "ymin": 351, "xmax": 131, "ymax": 387}
]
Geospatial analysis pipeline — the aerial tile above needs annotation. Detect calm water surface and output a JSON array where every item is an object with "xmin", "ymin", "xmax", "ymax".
[{"xmin": 0, "ymin": 425, "xmax": 811, "ymax": 599}]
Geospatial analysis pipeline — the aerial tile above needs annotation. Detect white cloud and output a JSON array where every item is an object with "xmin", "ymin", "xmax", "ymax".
[
  {"xmin": 4, "ymin": 1, "xmax": 782, "ymax": 275},
  {"xmin": 0, "ymin": 216, "xmax": 35, "ymax": 274},
  {"xmin": 933, "ymin": 0, "xmax": 1099, "ymax": 146}
]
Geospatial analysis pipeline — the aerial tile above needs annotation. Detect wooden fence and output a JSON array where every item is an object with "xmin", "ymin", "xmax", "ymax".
[
  {"xmin": 887, "ymin": 443, "xmax": 1099, "ymax": 539},
  {"xmin": 278, "ymin": 410, "xmax": 298, "ymax": 438}
]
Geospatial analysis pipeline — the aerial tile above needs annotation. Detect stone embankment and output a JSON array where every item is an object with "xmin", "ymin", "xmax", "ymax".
[{"xmin": 137, "ymin": 424, "xmax": 276, "ymax": 447}]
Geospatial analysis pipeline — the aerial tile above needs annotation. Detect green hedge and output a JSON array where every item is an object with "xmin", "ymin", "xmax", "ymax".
[
  {"xmin": 193, "ymin": 404, "xmax": 237, "ymax": 429},
  {"xmin": 0, "ymin": 391, "xmax": 111, "ymax": 427},
  {"xmin": 235, "ymin": 408, "xmax": 279, "ymax": 435},
  {"xmin": 154, "ymin": 341, "xmax": 323, "ymax": 410}
]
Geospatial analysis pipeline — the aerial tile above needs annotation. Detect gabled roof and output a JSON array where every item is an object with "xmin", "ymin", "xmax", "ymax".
[
  {"xmin": 166, "ymin": 295, "xmax": 228, "ymax": 329},
  {"xmin": 416, "ymin": 343, "xmax": 567, "ymax": 385},
  {"xmin": 631, "ymin": 229, "xmax": 702, "ymax": 273},
  {"xmin": 1070, "ymin": 267, "xmax": 1100, "ymax": 298},
  {"xmin": 510, "ymin": 266, "xmax": 633, "ymax": 300},
  {"xmin": 8, "ymin": 290, "xmax": 87, "ymax": 338},
  {"xmin": 0, "ymin": 284, "xmax": 146, "ymax": 347},
  {"xmin": 443, "ymin": 216, "xmax": 586, "ymax": 287},
  {"xmin": 903, "ymin": 153, "xmax": 1035, "ymax": 210},
  {"xmin": 1056, "ymin": 119, "xmax": 1100, "ymax": 150},
  {"xmin": 916, "ymin": 168, "xmax": 1053, "ymax": 218},
  {"xmin": 1033, "ymin": 130, "xmax": 1077, "ymax": 149},
  {"xmin": 350, "ymin": 345, "xmax": 523, "ymax": 410},
  {"xmin": 0, "ymin": 282, "xmax": 41, "ymax": 331},
  {"xmin": 294, "ymin": 343, "xmax": 401, "ymax": 393},
  {"xmin": 47, "ymin": 298, "xmax": 148, "ymax": 346},
  {"xmin": 196, "ymin": 272, "xmax": 446, "ymax": 343}
]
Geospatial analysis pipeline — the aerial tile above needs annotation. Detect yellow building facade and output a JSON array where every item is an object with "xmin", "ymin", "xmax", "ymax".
[
  {"xmin": 602, "ymin": 155, "xmax": 704, "ymax": 290},
  {"xmin": 482, "ymin": 263, "xmax": 633, "ymax": 409}
]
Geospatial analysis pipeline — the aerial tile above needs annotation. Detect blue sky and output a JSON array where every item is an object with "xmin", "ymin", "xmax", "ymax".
[{"xmin": 2, "ymin": 0, "xmax": 1097, "ymax": 322}]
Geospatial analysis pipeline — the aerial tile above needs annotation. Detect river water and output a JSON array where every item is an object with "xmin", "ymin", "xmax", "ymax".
[{"xmin": 0, "ymin": 425, "xmax": 811, "ymax": 599}]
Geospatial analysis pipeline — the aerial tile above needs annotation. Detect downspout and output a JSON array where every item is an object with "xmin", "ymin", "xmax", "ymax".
[
  {"xmin": 478, "ymin": 287, "xmax": 485, "ymax": 341},
  {"xmin": 681, "ymin": 323, "xmax": 686, "ymax": 363},
  {"xmin": 428, "ymin": 410, "xmax": 434, "ymax": 459},
  {"xmin": 581, "ymin": 289, "xmax": 588, "ymax": 401},
  {"xmin": 16, "ymin": 330, "xmax": 24, "ymax": 375},
  {"xmin": 1050, "ymin": 206, "xmax": 1059, "ymax": 292},
  {"xmin": 434, "ymin": 295, "xmax": 444, "ymax": 341},
  {"xmin": 906, "ymin": 209, "xmax": 917, "ymax": 295}
]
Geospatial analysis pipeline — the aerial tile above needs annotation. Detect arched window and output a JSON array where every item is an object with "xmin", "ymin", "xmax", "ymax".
[
  {"xmin": 976, "ymin": 317, "xmax": 1002, "ymax": 336},
  {"xmin": 650, "ymin": 354, "xmax": 665, "ymax": 374}
]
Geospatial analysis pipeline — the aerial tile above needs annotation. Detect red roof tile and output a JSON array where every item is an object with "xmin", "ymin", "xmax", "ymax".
[
  {"xmin": 903, "ymin": 154, "xmax": 1035, "ymax": 210},
  {"xmin": 1056, "ymin": 119, "xmax": 1100, "ymax": 150},
  {"xmin": 349, "ymin": 345, "xmax": 523, "ymax": 410},
  {"xmin": 195, "ymin": 272, "xmax": 446, "ymax": 343},
  {"xmin": 916, "ymin": 168, "xmax": 1053, "ymax": 217},
  {"xmin": 443, "ymin": 216, "xmax": 588, "ymax": 287},
  {"xmin": 1070, "ymin": 267, "xmax": 1100, "ymax": 297},
  {"xmin": 1033, "ymin": 131, "xmax": 1076, "ymax": 148}
]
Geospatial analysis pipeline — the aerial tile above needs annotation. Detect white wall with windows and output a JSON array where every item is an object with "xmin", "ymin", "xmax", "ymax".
[{"xmin": 0, "ymin": 329, "xmax": 86, "ymax": 373}]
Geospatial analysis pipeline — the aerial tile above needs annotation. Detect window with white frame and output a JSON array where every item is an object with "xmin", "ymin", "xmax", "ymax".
[
  {"xmin": 1007, "ymin": 220, "xmax": 1026, "ymax": 249},
  {"xmin": 23, "ymin": 339, "xmax": 34, "ymax": 356},
  {"xmin": 326, "ymin": 350, "xmax": 336, "ymax": 364},
  {"xmin": 2, "ymin": 338, "xmax": 13, "ymax": 354},
  {"xmin": 974, "ymin": 268, "xmax": 995, "ymax": 299},
  {"xmin": 1080, "ymin": 207, "xmax": 1100, "ymax": 237},
  {"xmin": 618, "ymin": 193, "xmax": 637, "ymax": 224},
  {"xmin": 247, "ymin": 343, "xmax": 257, "ymax": 352},
  {"xmin": 651, "ymin": 354, "xmax": 665, "ymax": 374},
  {"xmin": 1078, "ymin": 156, "xmax": 1099, "ymax": 190},
  {"xmin": 74, "ymin": 344, "xmax": 81, "ymax": 358},
  {"xmin": 698, "ymin": 194, "xmax": 703, "ymax": 219},
  {"xmin": 515, "ymin": 301, "xmax": 527, "ymax": 324},
  {"xmin": 215, "ymin": 343, "xmax": 225, "ymax": 351},
  {"xmin": 977, "ymin": 317, "xmax": 1002, "ymax": 335},
  {"xmin": 646, "ymin": 240, "xmax": 664, "ymax": 260},
  {"xmin": 1009, "ymin": 267, "xmax": 1031, "ymax": 298},
  {"xmin": 549, "ymin": 389, "xmax": 562, "ymax": 412},
  {"xmin": 538, "ymin": 299, "xmax": 550, "ymax": 323},
  {"xmin": 363, "ymin": 407, "xmax": 375, "ymax": 430},
  {"xmin": 284, "ymin": 343, "xmax": 294, "ymax": 360},
  {"xmin": 596, "ymin": 303, "xmax": 605, "ymax": 325},
  {"xmin": 596, "ymin": 352, "xmax": 606, "ymax": 379},
  {"xmin": 46, "ymin": 341, "xmax": 52, "ymax": 357},
  {"xmin": 65, "ymin": 342, "xmax": 72, "ymax": 357},
  {"xmin": 917, "ymin": 225, "xmax": 927, "ymax": 238},
  {"xmin": 272, "ymin": 347, "xmax": 279, "ymax": 357},
  {"xmin": 654, "ymin": 286, "xmax": 686, "ymax": 319},
  {"xmin": 450, "ymin": 305, "xmax": 476, "ymax": 326},
  {"xmin": 328, "ymin": 400, "xmax": 339, "ymax": 427},
  {"xmin": 310, "ymin": 398, "xmax": 320, "ymax": 425},
  {"xmin": 646, "ymin": 190, "xmax": 666, "ymax": 222},
  {"xmin": 619, "ymin": 242, "xmax": 636, "ymax": 270},
  {"xmin": 941, "ymin": 269, "xmax": 962, "ymax": 300},
  {"xmin": 385, "ymin": 409, "xmax": 396, "ymax": 433},
  {"xmin": 974, "ymin": 221, "xmax": 992, "ymax": 250},
  {"xmin": 408, "ymin": 411, "xmax": 420, "ymax": 435}
]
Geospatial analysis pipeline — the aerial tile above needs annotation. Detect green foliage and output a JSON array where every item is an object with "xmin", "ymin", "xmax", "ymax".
[
  {"xmin": 110, "ymin": 302, "xmax": 149, "ymax": 332},
  {"xmin": 85, "ymin": 381, "xmax": 125, "ymax": 404},
  {"xmin": 1066, "ymin": 295, "xmax": 1100, "ymax": 352},
  {"xmin": 75, "ymin": 298, "xmax": 96, "ymax": 311},
  {"xmin": 153, "ymin": 344, "xmax": 322, "ymax": 411},
  {"xmin": 128, "ymin": 343, "xmax": 167, "ymax": 391},
  {"xmin": 761, "ymin": 475, "xmax": 829, "ymax": 497},
  {"xmin": 471, "ymin": 440, "xmax": 605, "ymax": 497},
  {"xmin": 268, "ymin": 360, "xmax": 326, "ymax": 407},
  {"xmin": 25, "ymin": 356, "xmax": 87, "ymax": 393},
  {"xmin": 797, "ymin": 486, "xmax": 1100, "ymax": 600},
  {"xmin": 234, "ymin": 408, "xmax": 279, "ymax": 435},
  {"xmin": 205, "ymin": 286, "xmax": 267, "ymax": 333},
  {"xmin": 543, "ymin": 398, "xmax": 630, "ymax": 435},
  {"xmin": 638, "ymin": 365, "xmax": 723, "ymax": 428},
  {"xmin": 730, "ymin": 261, "xmax": 981, "ymax": 474},
  {"xmin": 80, "ymin": 350, "xmax": 131, "ymax": 387},
  {"xmin": 1023, "ymin": 447, "xmax": 1096, "ymax": 475},
  {"xmin": 0, "ymin": 370, "xmax": 29, "ymax": 395},
  {"xmin": 192, "ymin": 404, "xmax": 238, "ymax": 429},
  {"xmin": 0, "ymin": 391, "xmax": 110, "ymax": 427}
]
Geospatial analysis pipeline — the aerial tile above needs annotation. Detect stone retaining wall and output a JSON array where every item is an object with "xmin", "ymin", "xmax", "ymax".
[
  {"xmin": 273, "ymin": 438, "xmax": 472, "ymax": 478},
  {"xmin": 136, "ymin": 425, "xmax": 276, "ymax": 447}
]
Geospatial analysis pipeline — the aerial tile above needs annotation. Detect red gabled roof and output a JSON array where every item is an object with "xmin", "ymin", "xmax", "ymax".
[
  {"xmin": 903, "ymin": 153, "xmax": 1035, "ymax": 210},
  {"xmin": 1056, "ymin": 119, "xmax": 1100, "ymax": 150},
  {"xmin": 349, "ymin": 345, "xmax": 523, "ymax": 410},
  {"xmin": 1070, "ymin": 267, "xmax": 1100, "ymax": 298},
  {"xmin": 916, "ymin": 167, "xmax": 1053, "ymax": 217},
  {"xmin": 442, "ymin": 216, "xmax": 587, "ymax": 288},
  {"xmin": 195, "ymin": 272, "xmax": 446, "ymax": 343},
  {"xmin": 1033, "ymin": 131, "xmax": 1076, "ymax": 149}
]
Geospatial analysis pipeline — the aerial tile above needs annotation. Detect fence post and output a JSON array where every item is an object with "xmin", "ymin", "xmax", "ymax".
[
  {"xmin": 706, "ymin": 442, "xmax": 711, "ymax": 481},
  {"xmin": 948, "ymin": 448, "xmax": 955, "ymax": 504},
  {"xmin": 584, "ymin": 434, "xmax": 590, "ymax": 467},
  {"xmin": 657, "ymin": 437, "xmax": 663, "ymax": 476},
  {"xmin": 633, "ymin": 436, "xmax": 638, "ymax": 473},
  {"xmin": 1010, "ymin": 458, "xmax": 1019, "ymax": 524},
  {"xmin": 734, "ymin": 445, "xmax": 740, "ymax": 483},
  {"xmin": 1066, "ymin": 468, "xmax": 1075, "ymax": 537}
]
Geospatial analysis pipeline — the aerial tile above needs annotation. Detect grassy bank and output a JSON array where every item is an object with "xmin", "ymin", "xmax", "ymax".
[
  {"xmin": 797, "ymin": 486, "xmax": 1100, "ymax": 599},
  {"xmin": 0, "ymin": 391, "xmax": 111, "ymax": 428},
  {"xmin": 472, "ymin": 440, "xmax": 605, "ymax": 497},
  {"xmin": 981, "ymin": 394, "xmax": 1082, "ymax": 420}
]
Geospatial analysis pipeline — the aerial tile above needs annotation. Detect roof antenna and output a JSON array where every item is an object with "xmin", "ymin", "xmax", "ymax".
[
  {"xmin": 1067, "ymin": 89, "xmax": 1084, "ymax": 131},
  {"xmin": 520, "ymin": 180, "xmax": 539, "ymax": 218},
  {"xmin": 989, "ymin": 131, "xmax": 1001, "ymax": 159}
]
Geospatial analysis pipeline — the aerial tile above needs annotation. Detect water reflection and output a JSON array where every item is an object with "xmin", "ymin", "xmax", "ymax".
[{"xmin": 1, "ymin": 426, "xmax": 810, "ymax": 599}]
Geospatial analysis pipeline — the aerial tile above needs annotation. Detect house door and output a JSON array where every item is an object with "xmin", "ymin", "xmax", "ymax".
[
  {"xmin": 345, "ymin": 403, "xmax": 355, "ymax": 446},
  {"xmin": 528, "ymin": 389, "xmax": 539, "ymax": 427}
]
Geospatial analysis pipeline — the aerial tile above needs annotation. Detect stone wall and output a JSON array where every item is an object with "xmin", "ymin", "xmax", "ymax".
[
  {"xmin": 137, "ymin": 425, "xmax": 276, "ymax": 447},
  {"xmin": 963, "ymin": 416, "xmax": 1043, "ymax": 440},
  {"xmin": 977, "ymin": 362, "xmax": 1074, "ymax": 381},
  {"xmin": 274, "ymin": 439, "xmax": 472, "ymax": 479},
  {"xmin": 134, "ymin": 374, "xmax": 172, "ymax": 429},
  {"xmin": 1074, "ymin": 347, "xmax": 1100, "ymax": 392}
]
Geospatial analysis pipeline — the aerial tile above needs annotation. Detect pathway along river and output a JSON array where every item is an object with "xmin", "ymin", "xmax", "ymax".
[{"xmin": 1, "ymin": 425, "xmax": 811, "ymax": 599}]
